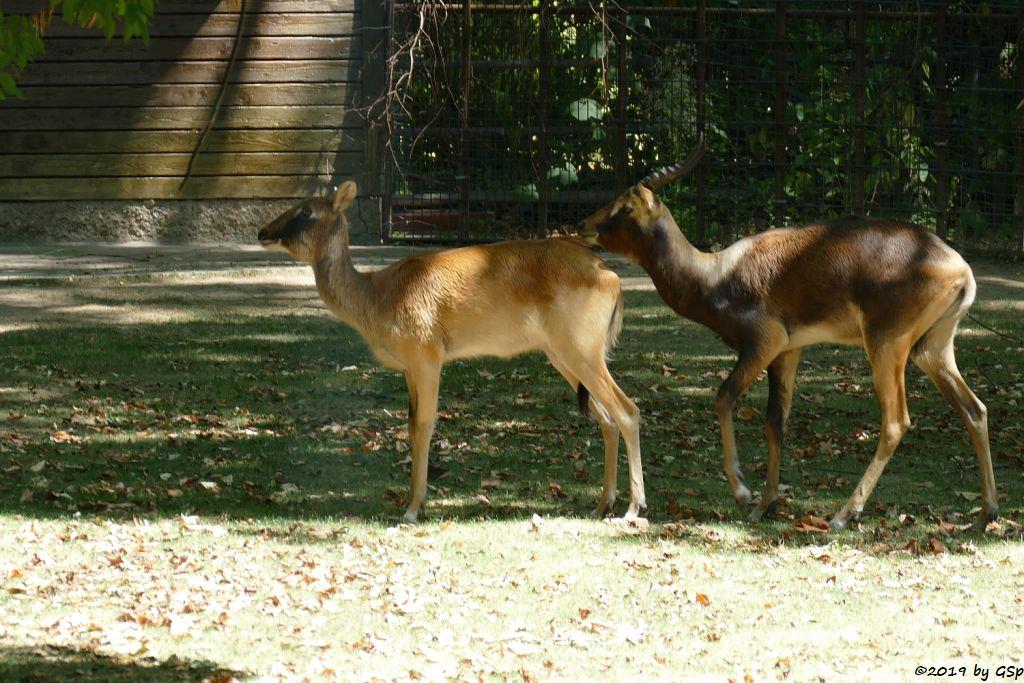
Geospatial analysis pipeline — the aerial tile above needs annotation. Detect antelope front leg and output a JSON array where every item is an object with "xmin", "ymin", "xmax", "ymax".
[
  {"xmin": 749, "ymin": 349, "xmax": 801, "ymax": 522},
  {"xmin": 401, "ymin": 360, "xmax": 441, "ymax": 524},
  {"xmin": 715, "ymin": 344, "xmax": 781, "ymax": 510}
]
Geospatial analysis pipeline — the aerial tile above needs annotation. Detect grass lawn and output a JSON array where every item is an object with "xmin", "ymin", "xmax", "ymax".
[{"xmin": 0, "ymin": 244, "xmax": 1022, "ymax": 681}]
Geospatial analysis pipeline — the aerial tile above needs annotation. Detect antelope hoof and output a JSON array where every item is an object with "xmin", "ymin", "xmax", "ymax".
[
  {"xmin": 623, "ymin": 499, "xmax": 647, "ymax": 520},
  {"xmin": 747, "ymin": 498, "xmax": 778, "ymax": 523},
  {"xmin": 401, "ymin": 508, "xmax": 419, "ymax": 525},
  {"xmin": 733, "ymin": 484, "xmax": 752, "ymax": 510},
  {"xmin": 968, "ymin": 506, "xmax": 998, "ymax": 534},
  {"xmin": 830, "ymin": 508, "xmax": 859, "ymax": 532},
  {"xmin": 592, "ymin": 497, "xmax": 616, "ymax": 519}
]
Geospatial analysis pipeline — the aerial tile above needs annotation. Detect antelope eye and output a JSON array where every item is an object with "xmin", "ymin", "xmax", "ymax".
[{"xmin": 299, "ymin": 205, "xmax": 313, "ymax": 218}]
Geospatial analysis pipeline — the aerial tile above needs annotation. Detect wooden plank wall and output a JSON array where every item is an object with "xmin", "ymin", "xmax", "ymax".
[{"xmin": 0, "ymin": 0, "xmax": 363, "ymax": 201}]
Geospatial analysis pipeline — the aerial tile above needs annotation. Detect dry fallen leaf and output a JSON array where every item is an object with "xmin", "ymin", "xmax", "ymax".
[
  {"xmin": 793, "ymin": 515, "xmax": 830, "ymax": 533},
  {"xmin": 49, "ymin": 430, "xmax": 80, "ymax": 444},
  {"xmin": 736, "ymin": 406, "xmax": 759, "ymax": 421}
]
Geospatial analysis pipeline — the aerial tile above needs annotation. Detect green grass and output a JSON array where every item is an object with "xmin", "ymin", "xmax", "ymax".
[{"xmin": 0, "ymin": 247, "xmax": 1022, "ymax": 680}]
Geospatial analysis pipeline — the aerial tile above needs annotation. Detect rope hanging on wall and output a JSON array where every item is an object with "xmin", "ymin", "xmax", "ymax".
[{"xmin": 179, "ymin": 0, "xmax": 248, "ymax": 191}]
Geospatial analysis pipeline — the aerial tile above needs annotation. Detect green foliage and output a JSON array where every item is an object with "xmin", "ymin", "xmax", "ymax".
[
  {"xmin": 0, "ymin": 10, "xmax": 45, "ymax": 99},
  {"xmin": 392, "ymin": 2, "xmax": 1022, "ymax": 247},
  {"xmin": 0, "ymin": 0, "xmax": 154, "ymax": 101},
  {"xmin": 53, "ymin": 0, "xmax": 154, "ymax": 41}
]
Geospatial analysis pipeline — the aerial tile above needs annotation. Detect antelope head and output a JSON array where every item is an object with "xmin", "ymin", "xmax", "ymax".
[
  {"xmin": 258, "ymin": 181, "xmax": 358, "ymax": 262},
  {"xmin": 578, "ymin": 138, "xmax": 706, "ymax": 256}
]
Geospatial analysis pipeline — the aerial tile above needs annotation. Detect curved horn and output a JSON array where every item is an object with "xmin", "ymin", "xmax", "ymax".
[{"xmin": 639, "ymin": 135, "xmax": 707, "ymax": 190}]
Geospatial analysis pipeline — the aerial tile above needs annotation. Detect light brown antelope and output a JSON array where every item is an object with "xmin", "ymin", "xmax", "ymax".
[
  {"xmin": 578, "ymin": 141, "xmax": 996, "ymax": 532},
  {"xmin": 258, "ymin": 181, "xmax": 645, "ymax": 523}
]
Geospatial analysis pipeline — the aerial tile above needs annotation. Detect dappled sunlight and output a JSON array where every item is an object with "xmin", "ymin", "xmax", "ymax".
[
  {"xmin": 619, "ymin": 275, "xmax": 656, "ymax": 291},
  {"xmin": 0, "ymin": 322, "xmax": 38, "ymax": 335},
  {"xmin": 683, "ymin": 353, "xmax": 740, "ymax": 363},
  {"xmin": 0, "ymin": 279, "xmax": 331, "ymax": 328},
  {"xmin": 977, "ymin": 274, "xmax": 1024, "ymax": 290},
  {"xmin": 0, "ymin": 246, "xmax": 1020, "ymax": 534},
  {"xmin": 0, "ymin": 244, "xmax": 289, "ymax": 281},
  {"xmin": 972, "ymin": 299, "xmax": 1024, "ymax": 313}
]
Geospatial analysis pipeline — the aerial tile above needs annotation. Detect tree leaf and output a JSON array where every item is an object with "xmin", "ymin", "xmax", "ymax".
[
  {"xmin": 547, "ymin": 163, "xmax": 578, "ymax": 186},
  {"xmin": 568, "ymin": 98, "xmax": 606, "ymax": 122}
]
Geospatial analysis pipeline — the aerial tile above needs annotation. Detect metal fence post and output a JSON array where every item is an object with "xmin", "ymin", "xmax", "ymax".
[
  {"xmin": 614, "ymin": 8, "xmax": 628, "ymax": 190},
  {"xmin": 362, "ymin": 0, "xmax": 392, "ymax": 241},
  {"xmin": 459, "ymin": 0, "xmax": 473, "ymax": 241},
  {"xmin": 696, "ymin": 0, "xmax": 707, "ymax": 244},
  {"xmin": 537, "ymin": 0, "xmax": 552, "ymax": 237},
  {"xmin": 1017, "ymin": 0, "xmax": 1024, "ymax": 252},
  {"xmin": 853, "ymin": 0, "xmax": 866, "ymax": 215},
  {"xmin": 934, "ymin": 1, "xmax": 949, "ymax": 239},
  {"xmin": 774, "ymin": 1, "xmax": 787, "ymax": 227}
]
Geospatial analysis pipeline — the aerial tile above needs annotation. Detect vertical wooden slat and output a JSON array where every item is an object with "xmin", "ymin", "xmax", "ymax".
[
  {"xmin": 934, "ymin": 0, "xmax": 949, "ymax": 239},
  {"xmin": 695, "ymin": 0, "xmax": 707, "ymax": 244},
  {"xmin": 537, "ymin": 0, "xmax": 551, "ymax": 237},
  {"xmin": 362, "ymin": 0, "xmax": 391, "ymax": 240},
  {"xmin": 774, "ymin": 0, "xmax": 787, "ymax": 227},
  {"xmin": 853, "ymin": 0, "xmax": 866, "ymax": 214}
]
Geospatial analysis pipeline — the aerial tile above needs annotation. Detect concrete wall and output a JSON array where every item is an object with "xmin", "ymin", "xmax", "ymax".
[{"xmin": 0, "ymin": 198, "xmax": 382, "ymax": 245}]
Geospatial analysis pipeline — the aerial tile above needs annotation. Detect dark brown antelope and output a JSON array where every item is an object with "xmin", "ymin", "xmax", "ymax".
[
  {"xmin": 258, "ymin": 181, "xmax": 645, "ymax": 523},
  {"xmin": 578, "ymin": 141, "xmax": 996, "ymax": 532}
]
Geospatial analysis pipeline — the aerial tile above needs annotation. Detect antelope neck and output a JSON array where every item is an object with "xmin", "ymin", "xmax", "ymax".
[
  {"xmin": 635, "ymin": 216, "xmax": 722, "ymax": 326},
  {"xmin": 312, "ymin": 222, "xmax": 372, "ymax": 330}
]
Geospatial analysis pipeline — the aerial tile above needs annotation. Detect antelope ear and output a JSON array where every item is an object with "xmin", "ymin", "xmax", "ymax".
[
  {"xmin": 635, "ymin": 184, "xmax": 656, "ymax": 210},
  {"xmin": 333, "ymin": 181, "xmax": 358, "ymax": 211}
]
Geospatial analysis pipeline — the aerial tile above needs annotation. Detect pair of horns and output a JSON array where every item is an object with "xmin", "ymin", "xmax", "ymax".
[{"xmin": 638, "ymin": 135, "xmax": 707, "ymax": 190}]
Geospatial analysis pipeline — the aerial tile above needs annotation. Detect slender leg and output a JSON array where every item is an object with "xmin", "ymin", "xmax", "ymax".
[
  {"xmin": 402, "ymin": 357, "xmax": 442, "ymax": 524},
  {"xmin": 749, "ymin": 348, "xmax": 802, "ymax": 522},
  {"xmin": 605, "ymin": 377, "xmax": 644, "ymax": 519},
  {"xmin": 831, "ymin": 340, "xmax": 912, "ymax": 530},
  {"xmin": 715, "ymin": 339, "xmax": 784, "ymax": 509},
  {"xmin": 593, "ymin": 415, "xmax": 621, "ymax": 517},
  {"xmin": 547, "ymin": 353, "xmax": 620, "ymax": 517},
  {"xmin": 912, "ymin": 333, "xmax": 997, "ymax": 532},
  {"xmin": 560, "ymin": 355, "xmax": 645, "ymax": 519}
]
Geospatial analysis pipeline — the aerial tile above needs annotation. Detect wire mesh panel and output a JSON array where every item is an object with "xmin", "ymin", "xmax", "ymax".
[{"xmin": 383, "ymin": 0, "xmax": 1024, "ymax": 251}]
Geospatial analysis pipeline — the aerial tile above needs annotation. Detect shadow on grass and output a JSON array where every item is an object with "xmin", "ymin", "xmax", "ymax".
[
  {"xmin": 0, "ymin": 645, "xmax": 244, "ymax": 682},
  {"xmin": 0, "ymin": 243, "xmax": 432, "ymax": 284},
  {"xmin": 0, "ymin": 257, "xmax": 1021, "ymax": 548}
]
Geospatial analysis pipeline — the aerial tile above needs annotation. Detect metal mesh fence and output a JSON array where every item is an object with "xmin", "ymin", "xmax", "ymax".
[{"xmin": 382, "ymin": 0, "xmax": 1023, "ymax": 251}]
